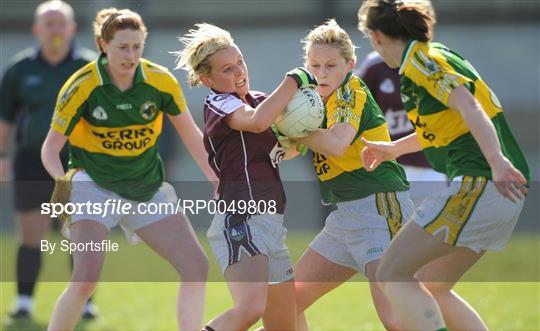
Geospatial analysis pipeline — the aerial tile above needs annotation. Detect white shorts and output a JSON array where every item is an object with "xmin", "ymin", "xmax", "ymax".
[
  {"xmin": 402, "ymin": 165, "xmax": 448, "ymax": 205},
  {"xmin": 206, "ymin": 213, "xmax": 294, "ymax": 284},
  {"xmin": 414, "ymin": 176, "xmax": 524, "ymax": 252},
  {"xmin": 67, "ymin": 170, "xmax": 179, "ymax": 244},
  {"xmin": 310, "ymin": 191, "xmax": 415, "ymax": 275}
]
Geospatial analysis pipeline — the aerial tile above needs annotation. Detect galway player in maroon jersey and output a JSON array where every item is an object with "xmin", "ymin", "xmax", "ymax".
[
  {"xmin": 357, "ymin": 50, "xmax": 447, "ymax": 204},
  {"xmin": 176, "ymin": 23, "xmax": 316, "ymax": 331}
]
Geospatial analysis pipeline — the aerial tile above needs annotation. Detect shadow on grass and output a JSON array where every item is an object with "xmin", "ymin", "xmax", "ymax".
[
  {"xmin": 3, "ymin": 316, "xmax": 47, "ymax": 331},
  {"xmin": 2, "ymin": 315, "xmax": 104, "ymax": 331}
]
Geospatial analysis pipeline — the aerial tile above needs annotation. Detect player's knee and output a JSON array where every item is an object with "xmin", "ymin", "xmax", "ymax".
[
  {"xmin": 72, "ymin": 257, "xmax": 104, "ymax": 282},
  {"xmin": 177, "ymin": 250, "xmax": 209, "ymax": 281},
  {"xmin": 191, "ymin": 253, "xmax": 209, "ymax": 279},
  {"xmin": 68, "ymin": 281, "xmax": 97, "ymax": 299}
]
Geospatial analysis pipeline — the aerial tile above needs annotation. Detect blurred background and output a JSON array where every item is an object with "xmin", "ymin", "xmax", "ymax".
[{"xmin": 1, "ymin": 0, "xmax": 538, "ymax": 231}]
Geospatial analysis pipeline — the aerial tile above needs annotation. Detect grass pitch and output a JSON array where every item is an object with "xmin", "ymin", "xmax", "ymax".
[{"xmin": 1, "ymin": 232, "xmax": 538, "ymax": 331}]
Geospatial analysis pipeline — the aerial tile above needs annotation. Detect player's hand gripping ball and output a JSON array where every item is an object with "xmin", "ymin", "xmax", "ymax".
[
  {"xmin": 271, "ymin": 124, "xmax": 308, "ymax": 156},
  {"xmin": 286, "ymin": 67, "xmax": 318, "ymax": 89}
]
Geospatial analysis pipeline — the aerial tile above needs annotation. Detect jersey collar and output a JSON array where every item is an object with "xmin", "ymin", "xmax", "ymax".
[
  {"xmin": 210, "ymin": 88, "xmax": 254, "ymax": 104},
  {"xmin": 324, "ymin": 71, "xmax": 354, "ymax": 105},
  {"xmin": 399, "ymin": 39, "xmax": 417, "ymax": 75},
  {"xmin": 96, "ymin": 53, "xmax": 146, "ymax": 86},
  {"xmin": 339, "ymin": 71, "xmax": 354, "ymax": 89}
]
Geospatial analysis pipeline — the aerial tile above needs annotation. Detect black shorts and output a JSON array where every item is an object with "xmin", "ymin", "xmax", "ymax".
[{"xmin": 13, "ymin": 149, "xmax": 64, "ymax": 212}]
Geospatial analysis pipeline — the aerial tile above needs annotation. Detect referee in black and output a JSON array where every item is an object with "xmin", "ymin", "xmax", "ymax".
[{"xmin": 0, "ymin": 0, "xmax": 97, "ymax": 321}]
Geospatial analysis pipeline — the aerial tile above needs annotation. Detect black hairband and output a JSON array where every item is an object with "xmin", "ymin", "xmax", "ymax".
[
  {"xmin": 101, "ymin": 12, "xmax": 123, "ymax": 37},
  {"xmin": 380, "ymin": 0, "xmax": 402, "ymax": 15}
]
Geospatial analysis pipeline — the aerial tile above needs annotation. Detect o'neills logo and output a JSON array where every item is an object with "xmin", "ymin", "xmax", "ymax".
[{"xmin": 92, "ymin": 128, "xmax": 155, "ymax": 151}]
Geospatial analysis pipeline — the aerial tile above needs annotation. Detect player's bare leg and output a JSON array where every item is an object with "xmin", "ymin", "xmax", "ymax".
[
  {"xmin": 365, "ymin": 260, "xmax": 405, "ymax": 331},
  {"xmin": 48, "ymin": 220, "xmax": 107, "ymax": 331},
  {"xmin": 260, "ymin": 279, "xmax": 296, "ymax": 331},
  {"xmin": 205, "ymin": 254, "xmax": 269, "ymax": 331},
  {"xmin": 376, "ymin": 222, "xmax": 480, "ymax": 330},
  {"xmin": 416, "ymin": 248, "xmax": 488, "ymax": 331},
  {"xmin": 136, "ymin": 214, "xmax": 208, "ymax": 331},
  {"xmin": 294, "ymin": 248, "xmax": 356, "ymax": 331}
]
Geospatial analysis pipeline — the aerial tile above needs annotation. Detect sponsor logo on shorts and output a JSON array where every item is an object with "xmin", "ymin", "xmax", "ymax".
[
  {"xmin": 228, "ymin": 224, "xmax": 246, "ymax": 242},
  {"xmin": 366, "ymin": 247, "xmax": 383, "ymax": 255}
]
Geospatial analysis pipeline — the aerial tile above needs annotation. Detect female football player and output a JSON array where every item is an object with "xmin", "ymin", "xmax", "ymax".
[
  {"xmin": 293, "ymin": 19, "xmax": 413, "ymax": 330},
  {"xmin": 355, "ymin": 0, "xmax": 448, "ymax": 207},
  {"xmin": 176, "ymin": 23, "xmax": 315, "ymax": 331},
  {"xmin": 41, "ymin": 8, "xmax": 216, "ymax": 331},
  {"xmin": 358, "ymin": 1, "xmax": 529, "ymax": 330}
]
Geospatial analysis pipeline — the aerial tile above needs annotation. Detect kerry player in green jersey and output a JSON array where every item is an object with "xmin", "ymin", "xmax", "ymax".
[
  {"xmin": 41, "ymin": 8, "xmax": 217, "ymax": 331},
  {"xmin": 292, "ymin": 19, "xmax": 413, "ymax": 331},
  {"xmin": 0, "ymin": 0, "xmax": 98, "ymax": 320},
  {"xmin": 358, "ymin": 1, "xmax": 529, "ymax": 331}
]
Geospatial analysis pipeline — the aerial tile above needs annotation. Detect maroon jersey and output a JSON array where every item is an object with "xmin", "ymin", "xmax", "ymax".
[
  {"xmin": 203, "ymin": 90, "xmax": 286, "ymax": 216},
  {"xmin": 357, "ymin": 51, "xmax": 430, "ymax": 168}
]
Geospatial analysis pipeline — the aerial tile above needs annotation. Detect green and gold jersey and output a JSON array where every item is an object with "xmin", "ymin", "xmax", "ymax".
[
  {"xmin": 314, "ymin": 72, "xmax": 409, "ymax": 204},
  {"xmin": 400, "ymin": 40, "xmax": 529, "ymax": 181},
  {"xmin": 51, "ymin": 54, "xmax": 187, "ymax": 201}
]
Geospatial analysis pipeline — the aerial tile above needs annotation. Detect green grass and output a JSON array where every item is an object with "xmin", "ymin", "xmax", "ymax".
[{"xmin": 1, "ymin": 232, "xmax": 539, "ymax": 331}]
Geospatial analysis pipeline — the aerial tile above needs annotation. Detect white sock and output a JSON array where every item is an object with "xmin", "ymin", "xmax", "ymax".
[
  {"xmin": 83, "ymin": 301, "xmax": 97, "ymax": 312},
  {"xmin": 16, "ymin": 295, "xmax": 33, "ymax": 312}
]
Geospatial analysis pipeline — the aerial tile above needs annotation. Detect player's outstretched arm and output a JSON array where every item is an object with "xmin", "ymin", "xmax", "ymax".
[
  {"xmin": 226, "ymin": 68, "xmax": 317, "ymax": 133},
  {"xmin": 41, "ymin": 129, "xmax": 68, "ymax": 178},
  {"xmin": 168, "ymin": 110, "xmax": 218, "ymax": 183},
  {"xmin": 225, "ymin": 76, "xmax": 298, "ymax": 133},
  {"xmin": 361, "ymin": 133, "xmax": 421, "ymax": 171},
  {"xmin": 297, "ymin": 123, "xmax": 355, "ymax": 157},
  {"xmin": 449, "ymin": 85, "xmax": 527, "ymax": 201}
]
